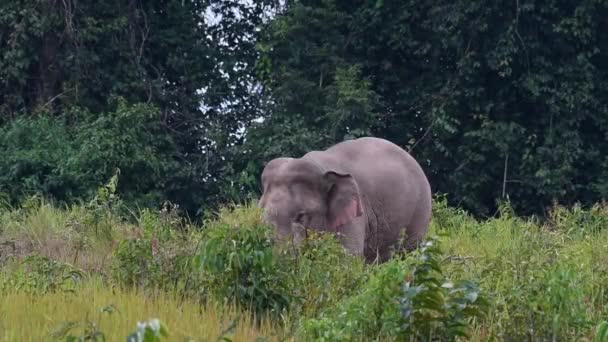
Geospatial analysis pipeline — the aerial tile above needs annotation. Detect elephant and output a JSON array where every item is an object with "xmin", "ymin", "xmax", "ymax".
[{"xmin": 258, "ymin": 137, "xmax": 432, "ymax": 263}]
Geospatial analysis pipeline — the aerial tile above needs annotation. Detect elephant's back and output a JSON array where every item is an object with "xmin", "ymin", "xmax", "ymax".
[
  {"xmin": 309, "ymin": 137, "xmax": 432, "ymax": 256},
  {"xmin": 306, "ymin": 137, "xmax": 430, "ymax": 209},
  {"xmin": 324, "ymin": 138, "xmax": 428, "ymax": 186}
]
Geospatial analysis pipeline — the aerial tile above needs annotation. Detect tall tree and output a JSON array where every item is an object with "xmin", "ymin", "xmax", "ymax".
[
  {"xmin": 0, "ymin": 0, "xmax": 279, "ymax": 215},
  {"xmin": 249, "ymin": 0, "xmax": 608, "ymax": 216}
]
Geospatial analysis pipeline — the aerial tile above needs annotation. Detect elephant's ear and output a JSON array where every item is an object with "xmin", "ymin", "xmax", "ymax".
[
  {"xmin": 324, "ymin": 171, "xmax": 363, "ymax": 231},
  {"xmin": 258, "ymin": 157, "xmax": 292, "ymax": 207}
]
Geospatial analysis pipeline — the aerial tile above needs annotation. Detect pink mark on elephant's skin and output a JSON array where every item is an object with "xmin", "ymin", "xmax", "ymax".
[{"xmin": 328, "ymin": 196, "xmax": 362, "ymax": 232}]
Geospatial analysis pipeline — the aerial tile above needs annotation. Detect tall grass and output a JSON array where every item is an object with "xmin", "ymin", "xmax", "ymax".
[
  {"xmin": 0, "ymin": 277, "xmax": 280, "ymax": 341},
  {"xmin": 433, "ymin": 199, "xmax": 608, "ymax": 340},
  {"xmin": 0, "ymin": 191, "xmax": 607, "ymax": 341},
  {"xmin": 0, "ymin": 195, "xmax": 123, "ymax": 274}
]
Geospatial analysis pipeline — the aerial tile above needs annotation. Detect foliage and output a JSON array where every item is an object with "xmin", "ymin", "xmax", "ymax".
[
  {"xmin": 278, "ymin": 230, "xmax": 368, "ymax": 319},
  {"xmin": 250, "ymin": 0, "xmax": 608, "ymax": 217},
  {"xmin": 0, "ymin": 0, "xmax": 280, "ymax": 217},
  {"xmin": 111, "ymin": 238, "xmax": 163, "ymax": 289},
  {"xmin": 437, "ymin": 200, "xmax": 608, "ymax": 340},
  {"xmin": 0, "ymin": 255, "xmax": 85, "ymax": 294},
  {"xmin": 126, "ymin": 318, "xmax": 169, "ymax": 342},
  {"xmin": 430, "ymin": 195, "xmax": 479, "ymax": 233},
  {"xmin": 51, "ymin": 305, "xmax": 117, "ymax": 341},
  {"xmin": 2, "ymin": 0, "xmax": 608, "ymax": 220},
  {"xmin": 300, "ymin": 237, "xmax": 487, "ymax": 341},
  {"xmin": 548, "ymin": 201, "xmax": 608, "ymax": 237},
  {"xmin": 2, "ymin": 194, "xmax": 608, "ymax": 340},
  {"xmin": 193, "ymin": 204, "xmax": 368, "ymax": 324},
  {"xmin": 0, "ymin": 100, "xmax": 181, "ymax": 210},
  {"xmin": 597, "ymin": 321, "xmax": 608, "ymax": 342},
  {"xmin": 193, "ymin": 216, "xmax": 291, "ymax": 319},
  {"xmin": 83, "ymin": 168, "xmax": 124, "ymax": 240},
  {"xmin": 110, "ymin": 209, "xmax": 199, "ymax": 294},
  {"xmin": 398, "ymin": 238, "xmax": 488, "ymax": 340}
]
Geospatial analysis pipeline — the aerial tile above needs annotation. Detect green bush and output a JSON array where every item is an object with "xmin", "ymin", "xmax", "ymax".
[
  {"xmin": 109, "ymin": 210, "xmax": 199, "ymax": 294},
  {"xmin": 300, "ymin": 237, "xmax": 487, "ymax": 341},
  {"xmin": 437, "ymin": 200, "xmax": 608, "ymax": 340},
  {"xmin": 193, "ymin": 204, "xmax": 369, "ymax": 323},
  {"xmin": 110, "ymin": 231, "xmax": 203, "ymax": 294},
  {"xmin": 193, "ymin": 219, "xmax": 291, "ymax": 318},
  {"xmin": 0, "ymin": 99, "xmax": 181, "ymax": 210},
  {"xmin": 110, "ymin": 238, "xmax": 162, "ymax": 289},
  {"xmin": 300, "ymin": 258, "xmax": 408, "ymax": 341},
  {"xmin": 278, "ymin": 230, "xmax": 368, "ymax": 319},
  {"xmin": 480, "ymin": 237, "xmax": 597, "ymax": 339}
]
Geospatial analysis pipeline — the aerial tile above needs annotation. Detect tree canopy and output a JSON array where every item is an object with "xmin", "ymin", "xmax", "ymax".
[
  {"xmin": 250, "ymin": 0, "xmax": 608, "ymax": 216},
  {"xmin": 1, "ymin": 0, "xmax": 607, "ymax": 218},
  {"xmin": 0, "ymin": 0, "xmax": 277, "ymax": 214}
]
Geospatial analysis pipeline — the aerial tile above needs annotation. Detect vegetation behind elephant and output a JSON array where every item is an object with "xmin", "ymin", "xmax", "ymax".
[{"xmin": 258, "ymin": 137, "xmax": 432, "ymax": 263}]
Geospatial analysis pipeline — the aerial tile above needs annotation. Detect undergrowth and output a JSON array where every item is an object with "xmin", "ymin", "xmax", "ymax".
[{"xmin": 0, "ymin": 181, "xmax": 607, "ymax": 340}]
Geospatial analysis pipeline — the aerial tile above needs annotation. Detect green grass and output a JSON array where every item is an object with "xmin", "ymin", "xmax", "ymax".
[
  {"xmin": 433, "ymin": 202, "xmax": 608, "ymax": 340},
  {"xmin": 0, "ymin": 193, "xmax": 607, "ymax": 341}
]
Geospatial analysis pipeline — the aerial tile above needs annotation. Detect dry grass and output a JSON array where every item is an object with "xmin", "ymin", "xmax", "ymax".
[
  {"xmin": 0, "ymin": 277, "xmax": 284, "ymax": 341},
  {"xmin": 0, "ymin": 197, "xmax": 129, "ymax": 274}
]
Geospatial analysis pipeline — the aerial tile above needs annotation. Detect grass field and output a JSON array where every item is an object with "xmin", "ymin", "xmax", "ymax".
[
  {"xmin": 1, "ymin": 193, "xmax": 607, "ymax": 341},
  {"xmin": 0, "ymin": 278, "xmax": 279, "ymax": 341}
]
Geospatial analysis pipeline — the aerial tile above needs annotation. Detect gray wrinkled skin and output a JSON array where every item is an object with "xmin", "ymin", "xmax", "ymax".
[{"xmin": 258, "ymin": 137, "xmax": 432, "ymax": 263}]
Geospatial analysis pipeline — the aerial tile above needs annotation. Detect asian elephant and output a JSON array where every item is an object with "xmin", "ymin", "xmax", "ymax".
[{"xmin": 258, "ymin": 137, "xmax": 432, "ymax": 263}]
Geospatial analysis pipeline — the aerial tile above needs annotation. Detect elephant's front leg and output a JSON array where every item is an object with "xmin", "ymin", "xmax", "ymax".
[{"xmin": 335, "ymin": 215, "xmax": 366, "ymax": 257}]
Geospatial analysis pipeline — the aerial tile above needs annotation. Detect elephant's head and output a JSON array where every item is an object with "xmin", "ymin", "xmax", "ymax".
[{"xmin": 258, "ymin": 157, "xmax": 363, "ymax": 244}]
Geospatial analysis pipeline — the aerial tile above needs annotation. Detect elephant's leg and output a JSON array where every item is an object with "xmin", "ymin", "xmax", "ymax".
[{"xmin": 404, "ymin": 207, "xmax": 431, "ymax": 252}]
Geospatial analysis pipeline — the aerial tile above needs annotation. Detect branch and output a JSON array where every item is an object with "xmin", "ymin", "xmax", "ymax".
[
  {"xmin": 502, "ymin": 152, "xmax": 509, "ymax": 198},
  {"xmin": 408, "ymin": 119, "xmax": 436, "ymax": 153}
]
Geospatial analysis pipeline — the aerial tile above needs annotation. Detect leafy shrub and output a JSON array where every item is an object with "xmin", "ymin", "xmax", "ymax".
[
  {"xmin": 300, "ymin": 258, "xmax": 408, "ymax": 340},
  {"xmin": 440, "ymin": 205, "xmax": 607, "ymax": 340},
  {"xmin": 193, "ymin": 203, "xmax": 369, "ymax": 323},
  {"xmin": 111, "ymin": 238, "xmax": 162, "ymax": 288},
  {"xmin": 540, "ymin": 263, "xmax": 594, "ymax": 335},
  {"xmin": 277, "ymin": 230, "xmax": 367, "ymax": 318},
  {"xmin": 106, "ymin": 182, "xmax": 200, "ymax": 293},
  {"xmin": 300, "ymin": 237, "xmax": 487, "ymax": 341},
  {"xmin": 81, "ymin": 169, "xmax": 124, "ymax": 241},
  {"xmin": 137, "ymin": 200, "xmax": 189, "ymax": 243},
  {"xmin": 193, "ymin": 219, "xmax": 291, "ymax": 318},
  {"xmin": 109, "ymin": 231, "xmax": 200, "ymax": 294},
  {"xmin": 0, "ymin": 99, "xmax": 182, "ymax": 210},
  {"xmin": 399, "ymin": 238, "xmax": 488, "ymax": 340},
  {"xmin": 0, "ymin": 116, "xmax": 81, "ymax": 203}
]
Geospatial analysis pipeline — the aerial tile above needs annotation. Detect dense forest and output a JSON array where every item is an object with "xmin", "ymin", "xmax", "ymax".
[
  {"xmin": 1, "ymin": 0, "xmax": 607, "ymax": 218},
  {"xmin": 2, "ymin": 2, "xmax": 608, "ymax": 340}
]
